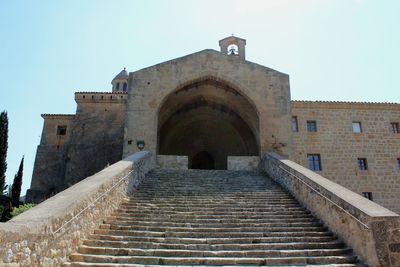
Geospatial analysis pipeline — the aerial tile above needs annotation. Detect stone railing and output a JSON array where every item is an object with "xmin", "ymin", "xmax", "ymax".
[
  {"xmin": 0, "ymin": 151, "xmax": 152, "ymax": 266},
  {"xmin": 260, "ymin": 152, "xmax": 400, "ymax": 267}
]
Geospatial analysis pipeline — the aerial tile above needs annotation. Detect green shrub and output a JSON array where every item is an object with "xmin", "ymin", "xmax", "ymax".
[{"xmin": 11, "ymin": 203, "xmax": 35, "ymax": 217}]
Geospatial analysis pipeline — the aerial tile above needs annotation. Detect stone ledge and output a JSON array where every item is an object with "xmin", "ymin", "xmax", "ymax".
[{"xmin": 261, "ymin": 152, "xmax": 400, "ymax": 267}]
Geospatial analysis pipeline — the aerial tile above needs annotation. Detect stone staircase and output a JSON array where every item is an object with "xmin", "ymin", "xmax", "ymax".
[{"xmin": 65, "ymin": 169, "xmax": 363, "ymax": 266}]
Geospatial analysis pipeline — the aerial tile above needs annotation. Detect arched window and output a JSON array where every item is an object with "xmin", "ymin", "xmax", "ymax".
[
  {"xmin": 123, "ymin": 83, "xmax": 127, "ymax": 91},
  {"xmin": 116, "ymin": 82, "xmax": 120, "ymax": 90}
]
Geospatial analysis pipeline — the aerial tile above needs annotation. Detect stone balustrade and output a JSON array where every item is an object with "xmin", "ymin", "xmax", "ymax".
[
  {"xmin": 0, "ymin": 151, "xmax": 152, "ymax": 266},
  {"xmin": 260, "ymin": 152, "xmax": 400, "ymax": 267}
]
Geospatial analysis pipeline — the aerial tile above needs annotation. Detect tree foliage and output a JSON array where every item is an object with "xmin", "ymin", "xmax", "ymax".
[
  {"xmin": 11, "ymin": 156, "xmax": 23, "ymax": 203},
  {"xmin": 0, "ymin": 111, "xmax": 8, "ymax": 193}
]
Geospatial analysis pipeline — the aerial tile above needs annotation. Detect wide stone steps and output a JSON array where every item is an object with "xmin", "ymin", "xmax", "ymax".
[
  {"xmin": 93, "ymin": 229, "xmax": 332, "ymax": 238},
  {"xmin": 82, "ymin": 239, "xmax": 345, "ymax": 250},
  {"xmin": 99, "ymin": 221, "xmax": 322, "ymax": 230},
  {"xmin": 77, "ymin": 246, "xmax": 353, "ymax": 257},
  {"xmin": 68, "ymin": 254, "xmax": 358, "ymax": 265},
  {"xmin": 87, "ymin": 235, "xmax": 339, "ymax": 244},
  {"xmin": 66, "ymin": 169, "xmax": 362, "ymax": 266}
]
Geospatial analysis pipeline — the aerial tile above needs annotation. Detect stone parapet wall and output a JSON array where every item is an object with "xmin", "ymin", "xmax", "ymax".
[
  {"xmin": 261, "ymin": 152, "xmax": 400, "ymax": 267},
  {"xmin": 227, "ymin": 156, "xmax": 259, "ymax": 171},
  {"xmin": 156, "ymin": 155, "xmax": 188, "ymax": 169},
  {"xmin": 0, "ymin": 151, "xmax": 152, "ymax": 266}
]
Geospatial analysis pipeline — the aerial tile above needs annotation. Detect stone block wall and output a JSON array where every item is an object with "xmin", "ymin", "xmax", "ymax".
[
  {"xmin": 156, "ymin": 155, "xmax": 188, "ymax": 169},
  {"xmin": 290, "ymin": 101, "xmax": 400, "ymax": 213},
  {"xmin": 27, "ymin": 93, "xmax": 127, "ymax": 203},
  {"xmin": 0, "ymin": 151, "xmax": 152, "ymax": 266},
  {"xmin": 261, "ymin": 152, "xmax": 400, "ymax": 267},
  {"xmin": 227, "ymin": 156, "xmax": 259, "ymax": 171}
]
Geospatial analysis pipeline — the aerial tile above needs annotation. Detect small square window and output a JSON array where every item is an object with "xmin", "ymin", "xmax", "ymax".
[
  {"xmin": 57, "ymin": 125, "xmax": 67, "ymax": 136},
  {"xmin": 307, "ymin": 120, "xmax": 317, "ymax": 132},
  {"xmin": 391, "ymin": 122, "xmax": 399, "ymax": 133},
  {"xmin": 291, "ymin": 116, "xmax": 298, "ymax": 132},
  {"xmin": 362, "ymin": 192, "xmax": 373, "ymax": 201},
  {"xmin": 308, "ymin": 154, "xmax": 321, "ymax": 171},
  {"xmin": 352, "ymin": 122, "xmax": 362, "ymax": 133},
  {"xmin": 358, "ymin": 158, "xmax": 368, "ymax": 170}
]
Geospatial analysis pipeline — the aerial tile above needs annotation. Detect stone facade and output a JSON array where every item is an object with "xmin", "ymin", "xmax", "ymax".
[
  {"xmin": 27, "ymin": 92, "xmax": 127, "ymax": 203},
  {"xmin": 27, "ymin": 36, "xmax": 400, "ymax": 214},
  {"xmin": 291, "ymin": 101, "xmax": 400, "ymax": 213}
]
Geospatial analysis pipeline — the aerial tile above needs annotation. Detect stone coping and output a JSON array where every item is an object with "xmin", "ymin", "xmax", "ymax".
[
  {"xmin": 41, "ymin": 114, "xmax": 75, "ymax": 119},
  {"xmin": 292, "ymin": 100, "xmax": 400, "ymax": 109},
  {"xmin": 0, "ymin": 151, "xmax": 152, "ymax": 266},
  {"xmin": 261, "ymin": 152, "xmax": 400, "ymax": 267}
]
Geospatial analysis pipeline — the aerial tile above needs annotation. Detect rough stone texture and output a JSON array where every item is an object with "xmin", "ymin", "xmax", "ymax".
[
  {"xmin": 0, "ymin": 151, "xmax": 152, "ymax": 266},
  {"xmin": 261, "ymin": 152, "xmax": 400, "ymax": 267},
  {"xmin": 67, "ymin": 169, "xmax": 360, "ymax": 266},
  {"xmin": 291, "ymin": 101, "xmax": 400, "ymax": 214},
  {"xmin": 123, "ymin": 49, "xmax": 291, "ymax": 160},
  {"xmin": 27, "ymin": 92, "xmax": 128, "ymax": 203},
  {"xmin": 227, "ymin": 156, "xmax": 259, "ymax": 171},
  {"xmin": 156, "ymin": 155, "xmax": 188, "ymax": 169},
  {"xmin": 27, "ymin": 38, "xmax": 400, "ymax": 216}
]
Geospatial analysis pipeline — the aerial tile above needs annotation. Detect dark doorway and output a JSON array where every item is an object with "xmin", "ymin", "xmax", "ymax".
[{"xmin": 191, "ymin": 151, "xmax": 215, "ymax": 169}]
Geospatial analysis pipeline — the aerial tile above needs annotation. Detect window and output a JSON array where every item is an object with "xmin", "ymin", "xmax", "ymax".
[
  {"xmin": 123, "ymin": 83, "xmax": 127, "ymax": 91},
  {"xmin": 116, "ymin": 82, "xmax": 120, "ymax": 90},
  {"xmin": 358, "ymin": 158, "xmax": 368, "ymax": 170},
  {"xmin": 307, "ymin": 120, "xmax": 317, "ymax": 132},
  {"xmin": 391, "ymin": 122, "xmax": 399, "ymax": 133},
  {"xmin": 308, "ymin": 154, "xmax": 321, "ymax": 171},
  {"xmin": 397, "ymin": 158, "xmax": 400, "ymax": 169},
  {"xmin": 291, "ymin": 116, "xmax": 298, "ymax": 132},
  {"xmin": 362, "ymin": 192, "xmax": 373, "ymax": 201},
  {"xmin": 57, "ymin": 126, "xmax": 67, "ymax": 136},
  {"xmin": 352, "ymin": 122, "xmax": 362, "ymax": 133}
]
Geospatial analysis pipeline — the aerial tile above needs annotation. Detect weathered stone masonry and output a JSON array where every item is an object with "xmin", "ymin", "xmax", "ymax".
[{"xmin": 26, "ymin": 36, "xmax": 400, "ymax": 215}]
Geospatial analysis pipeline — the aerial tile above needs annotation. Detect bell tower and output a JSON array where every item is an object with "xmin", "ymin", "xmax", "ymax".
[
  {"xmin": 111, "ymin": 68, "xmax": 129, "ymax": 92},
  {"xmin": 219, "ymin": 35, "xmax": 246, "ymax": 60}
]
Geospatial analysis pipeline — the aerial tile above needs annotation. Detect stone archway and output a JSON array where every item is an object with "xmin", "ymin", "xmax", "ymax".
[{"xmin": 157, "ymin": 77, "xmax": 259, "ymax": 169}]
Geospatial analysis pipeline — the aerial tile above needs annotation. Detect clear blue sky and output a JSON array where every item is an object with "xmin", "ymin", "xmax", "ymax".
[{"xmin": 0, "ymin": 0, "xmax": 399, "ymax": 197}]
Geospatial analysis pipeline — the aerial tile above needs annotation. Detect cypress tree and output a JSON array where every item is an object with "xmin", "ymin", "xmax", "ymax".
[
  {"xmin": 11, "ymin": 156, "xmax": 23, "ymax": 203},
  {"xmin": 0, "ymin": 111, "xmax": 8, "ymax": 194}
]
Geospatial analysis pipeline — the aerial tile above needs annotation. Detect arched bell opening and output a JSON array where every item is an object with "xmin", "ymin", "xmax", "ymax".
[{"xmin": 157, "ymin": 77, "xmax": 260, "ymax": 170}]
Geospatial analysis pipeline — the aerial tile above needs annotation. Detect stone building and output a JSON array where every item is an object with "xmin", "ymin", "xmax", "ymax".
[{"xmin": 26, "ymin": 36, "xmax": 400, "ymax": 214}]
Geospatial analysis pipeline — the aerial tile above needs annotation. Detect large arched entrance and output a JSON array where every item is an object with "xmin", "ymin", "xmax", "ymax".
[{"xmin": 158, "ymin": 77, "xmax": 259, "ymax": 169}]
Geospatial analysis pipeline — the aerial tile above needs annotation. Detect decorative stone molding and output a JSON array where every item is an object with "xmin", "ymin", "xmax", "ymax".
[
  {"xmin": 0, "ymin": 151, "xmax": 152, "ymax": 266},
  {"xmin": 260, "ymin": 152, "xmax": 400, "ymax": 267}
]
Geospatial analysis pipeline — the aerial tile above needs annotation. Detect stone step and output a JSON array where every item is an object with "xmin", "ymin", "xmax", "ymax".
[
  {"xmin": 69, "ymin": 254, "xmax": 358, "ymax": 265},
  {"xmin": 111, "ymin": 212, "xmax": 312, "ymax": 220},
  {"xmin": 119, "ymin": 204, "xmax": 302, "ymax": 210},
  {"xmin": 98, "ymin": 222, "xmax": 324, "ymax": 232},
  {"xmin": 88, "ymin": 234, "xmax": 338, "ymax": 244},
  {"xmin": 107, "ymin": 214, "xmax": 316, "ymax": 223},
  {"xmin": 114, "ymin": 208, "xmax": 309, "ymax": 216},
  {"xmin": 83, "ymin": 239, "xmax": 345, "ymax": 250},
  {"xmin": 103, "ymin": 217, "xmax": 318, "ymax": 227},
  {"xmin": 78, "ymin": 246, "xmax": 353, "ymax": 258},
  {"xmin": 65, "ymin": 263, "xmax": 361, "ymax": 267},
  {"xmin": 93, "ymin": 228, "xmax": 332, "ymax": 238}
]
